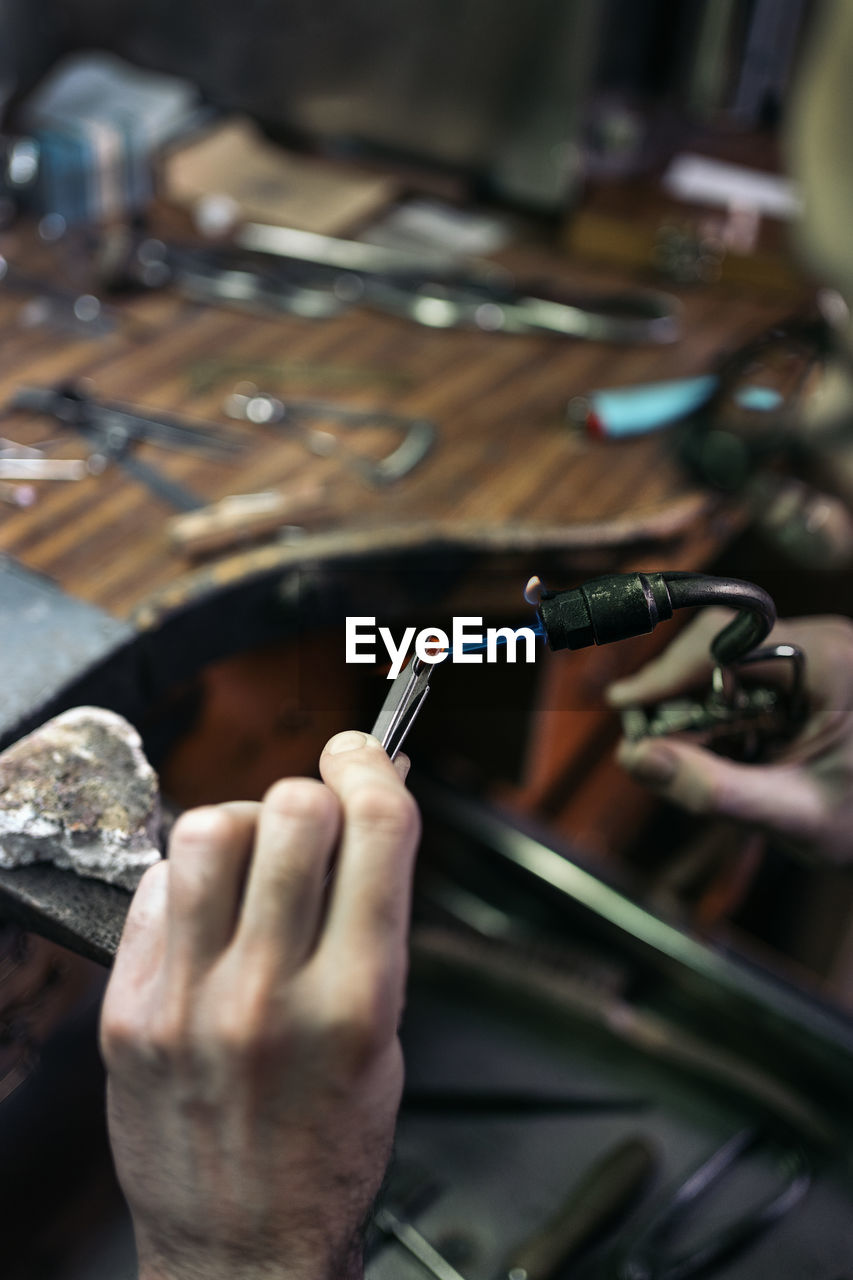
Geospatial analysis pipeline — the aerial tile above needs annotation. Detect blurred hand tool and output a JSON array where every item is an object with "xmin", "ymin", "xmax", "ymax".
[
  {"xmin": 366, "ymin": 1157, "xmax": 471, "ymax": 1280},
  {"xmin": 619, "ymin": 1128, "xmax": 810, "ymax": 1280},
  {"xmin": 372, "ymin": 1207, "xmax": 469, "ymax": 1280},
  {"xmin": 8, "ymin": 383, "xmax": 244, "ymax": 511},
  {"xmin": 365, "ymin": 1159, "xmax": 444, "ymax": 1262},
  {"xmin": 670, "ymin": 313, "xmax": 853, "ymax": 567},
  {"xmin": 238, "ymin": 220, "xmax": 484, "ymax": 279},
  {"xmin": 166, "ymin": 482, "xmax": 330, "ymax": 557},
  {"xmin": 223, "ymin": 384, "xmax": 436, "ymax": 485},
  {"xmin": 97, "ymin": 234, "xmax": 347, "ymax": 321},
  {"xmin": 0, "ymin": 458, "xmax": 88, "ymax": 480},
  {"xmin": 676, "ymin": 315, "xmax": 831, "ymax": 495},
  {"xmin": 171, "ymin": 247, "xmax": 347, "ymax": 320},
  {"xmin": 535, "ymin": 571, "xmax": 806, "ymax": 760},
  {"xmin": 79, "ymin": 434, "xmax": 204, "ymax": 511},
  {"xmin": 0, "ymin": 419, "xmax": 92, "ymax": 487},
  {"xmin": 237, "ymin": 221, "xmax": 682, "ymax": 343},
  {"xmin": 99, "ymin": 225, "xmax": 680, "ymax": 342},
  {"xmin": 501, "ymin": 1136, "xmax": 657, "ymax": 1280},
  {"xmin": 11, "ymin": 383, "xmax": 242, "ymax": 460},
  {"xmin": 567, "ymin": 374, "xmax": 783, "ymax": 440},
  {"xmin": 0, "ymin": 438, "xmax": 43, "ymax": 458}
]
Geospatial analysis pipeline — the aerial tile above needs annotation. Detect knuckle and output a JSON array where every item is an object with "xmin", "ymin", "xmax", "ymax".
[
  {"xmin": 348, "ymin": 784, "xmax": 420, "ymax": 842},
  {"xmin": 169, "ymin": 805, "xmax": 238, "ymax": 853},
  {"xmin": 263, "ymin": 777, "xmax": 338, "ymax": 826},
  {"xmin": 123, "ymin": 860, "xmax": 169, "ymax": 928},
  {"xmin": 213, "ymin": 1009, "xmax": 270, "ymax": 1059},
  {"xmin": 100, "ymin": 999, "xmax": 192, "ymax": 1074},
  {"xmin": 313, "ymin": 965, "xmax": 395, "ymax": 1073},
  {"xmin": 211, "ymin": 1015, "xmax": 288, "ymax": 1073},
  {"xmin": 135, "ymin": 858, "xmax": 168, "ymax": 894},
  {"xmin": 167, "ymin": 813, "xmax": 246, "ymax": 908},
  {"xmin": 322, "ymin": 1005, "xmax": 385, "ymax": 1075},
  {"xmin": 145, "ymin": 1007, "xmax": 194, "ymax": 1064},
  {"xmin": 141, "ymin": 982, "xmax": 201, "ymax": 1061},
  {"xmin": 99, "ymin": 1004, "xmax": 141, "ymax": 1065},
  {"xmin": 210, "ymin": 970, "xmax": 283, "ymax": 1061}
]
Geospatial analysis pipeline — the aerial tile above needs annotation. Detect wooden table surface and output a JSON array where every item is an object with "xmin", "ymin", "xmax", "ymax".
[
  {"xmin": 0, "ymin": 212, "xmax": 823, "ymax": 968},
  {"xmin": 0, "ymin": 222, "xmax": 797, "ymax": 622}
]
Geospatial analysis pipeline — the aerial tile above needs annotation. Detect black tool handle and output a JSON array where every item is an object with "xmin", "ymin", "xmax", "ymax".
[
  {"xmin": 500, "ymin": 1136, "xmax": 657, "ymax": 1280},
  {"xmin": 113, "ymin": 451, "xmax": 202, "ymax": 512},
  {"xmin": 537, "ymin": 572, "xmax": 776, "ymax": 667}
]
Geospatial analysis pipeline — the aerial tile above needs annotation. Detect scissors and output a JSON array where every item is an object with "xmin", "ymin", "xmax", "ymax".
[
  {"xmin": 370, "ymin": 655, "xmax": 436, "ymax": 759},
  {"xmin": 619, "ymin": 1127, "xmax": 811, "ymax": 1280}
]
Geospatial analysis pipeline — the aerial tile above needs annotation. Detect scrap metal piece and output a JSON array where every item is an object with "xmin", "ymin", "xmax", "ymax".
[{"xmin": 0, "ymin": 706, "xmax": 162, "ymax": 891}]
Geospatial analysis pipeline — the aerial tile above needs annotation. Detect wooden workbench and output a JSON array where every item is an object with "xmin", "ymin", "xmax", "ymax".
[{"xmin": 0, "ymin": 220, "xmax": 802, "ymax": 867}]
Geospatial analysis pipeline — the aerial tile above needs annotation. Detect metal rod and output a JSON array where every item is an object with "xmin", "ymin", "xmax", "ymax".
[{"xmin": 372, "ymin": 1208, "xmax": 469, "ymax": 1280}]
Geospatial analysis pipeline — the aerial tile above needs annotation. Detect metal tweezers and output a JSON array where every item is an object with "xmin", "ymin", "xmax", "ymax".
[{"xmin": 370, "ymin": 656, "xmax": 436, "ymax": 759}]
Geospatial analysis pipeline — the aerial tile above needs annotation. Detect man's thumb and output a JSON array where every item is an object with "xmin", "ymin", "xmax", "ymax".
[{"xmin": 616, "ymin": 737, "xmax": 826, "ymax": 840}]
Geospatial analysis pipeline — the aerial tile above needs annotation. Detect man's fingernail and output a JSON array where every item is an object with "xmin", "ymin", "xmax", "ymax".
[
  {"xmin": 606, "ymin": 681, "xmax": 633, "ymax": 706},
  {"xmin": 327, "ymin": 730, "xmax": 369, "ymax": 755},
  {"xmin": 393, "ymin": 752, "xmax": 411, "ymax": 781},
  {"xmin": 171, "ymin": 806, "xmax": 227, "ymax": 842},
  {"xmin": 620, "ymin": 742, "xmax": 678, "ymax": 786}
]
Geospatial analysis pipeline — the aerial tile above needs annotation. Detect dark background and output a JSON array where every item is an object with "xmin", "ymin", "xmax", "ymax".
[{"xmin": 0, "ymin": 0, "xmax": 814, "ymax": 209}]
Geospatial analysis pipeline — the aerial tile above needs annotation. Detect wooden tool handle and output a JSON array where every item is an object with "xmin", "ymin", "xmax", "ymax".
[
  {"xmin": 167, "ymin": 483, "xmax": 329, "ymax": 557},
  {"xmin": 501, "ymin": 1136, "xmax": 657, "ymax": 1280}
]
